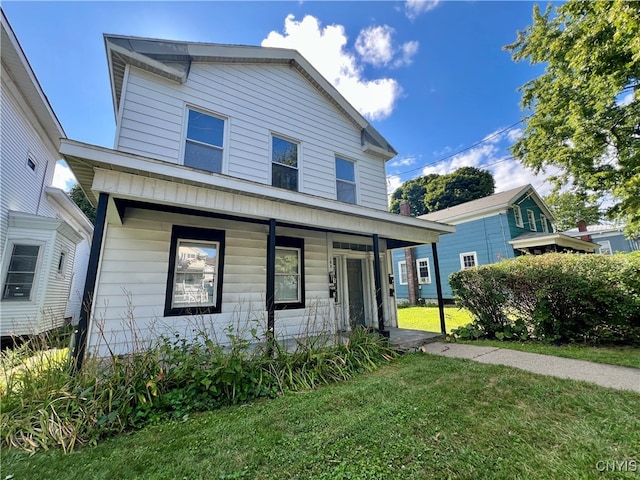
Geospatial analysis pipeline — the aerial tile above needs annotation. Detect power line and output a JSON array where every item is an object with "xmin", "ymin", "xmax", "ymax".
[{"xmin": 387, "ymin": 117, "xmax": 529, "ymax": 179}]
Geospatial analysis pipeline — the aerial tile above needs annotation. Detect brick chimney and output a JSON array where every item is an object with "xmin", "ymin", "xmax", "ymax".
[
  {"xmin": 577, "ymin": 220, "xmax": 591, "ymax": 242},
  {"xmin": 400, "ymin": 201, "xmax": 419, "ymax": 305}
]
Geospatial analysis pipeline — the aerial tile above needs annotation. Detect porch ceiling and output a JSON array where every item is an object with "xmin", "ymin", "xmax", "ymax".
[{"xmin": 61, "ymin": 139, "xmax": 454, "ymax": 246}]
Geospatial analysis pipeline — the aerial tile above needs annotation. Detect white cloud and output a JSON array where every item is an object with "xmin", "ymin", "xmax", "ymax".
[
  {"xmin": 355, "ymin": 26, "xmax": 419, "ymax": 68},
  {"xmin": 405, "ymin": 0, "xmax": 441, "ymax": 20},
  {"xmin": 262, "ymin": 15, "xmax": 403, "ymax": 120},
  {"xmin": 389, "ymin": 156, "xmax": 417, "ymax": 168},
  {"xmin": 506, "ymin": 127, "xmax": 523, "ymax": 143},
  {"xmin": 52, "ymin": 161, "xmax": 77, "ymax": 191}
]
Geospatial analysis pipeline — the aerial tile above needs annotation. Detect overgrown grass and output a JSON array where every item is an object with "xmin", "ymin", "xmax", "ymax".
[
  {"xmin": 457, "ymin": 339, "xmax": 640, "ymax": 369},
  {"xmin": 397, "ymin": 305, "xmax": 473, "ymax": 332},
  {"xmin": 3, "ymin": 353, "xmax": 639, "ymax": 479},
  {"xmin": 1, "ymin": 322, "xmax": 395, "ymax": 453}
]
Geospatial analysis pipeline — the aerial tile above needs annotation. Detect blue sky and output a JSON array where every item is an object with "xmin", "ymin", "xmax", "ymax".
[{"xmin": 3, "ymin": 1, "xmax": 556, "ymax": 199}]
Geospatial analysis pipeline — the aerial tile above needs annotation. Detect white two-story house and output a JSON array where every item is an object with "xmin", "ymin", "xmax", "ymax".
[
  {"xmin": 60, "ymin": 35, "xmax": 455, "ymax": 363},
  {"xmin": 0, "ymin": 10, "xmax": 93, "ymax": 339}
]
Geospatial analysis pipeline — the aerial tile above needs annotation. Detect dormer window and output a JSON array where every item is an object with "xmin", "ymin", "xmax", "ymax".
[
  {"xmin": 184, "ymin": 108, "xmax": 224, "ymax": 173},
  {"xmin": 272, "ymin": 135, "xmax": 298, "ymax": 191}
]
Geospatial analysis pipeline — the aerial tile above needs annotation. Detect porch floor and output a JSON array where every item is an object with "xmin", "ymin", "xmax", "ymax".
[{"xmin": 387, "ymin": 328, "xmax": 444, "ymax": 352}]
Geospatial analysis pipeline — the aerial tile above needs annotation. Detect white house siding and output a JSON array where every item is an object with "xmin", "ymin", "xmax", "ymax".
[
  {"xmin": 65, "ymin": 237, "xmax": 90, "ymax": 323},
  {"xmin": 0, "ymin": 74, "xmax": 58, "ymax": 258},
  {"xmin": 114, "ymin": 64, "xmax": 389, "ymax": 210},
  {"xmin": 87, "ymin": 208, "xmax": 334, "ymax": 357},
  {"xmin": 40, "ymin": 231, "xmax": 78, "ymax": 332},
  {"xmin": 0, "ymin": 226, "xmax": 55, "ymax": 336}
]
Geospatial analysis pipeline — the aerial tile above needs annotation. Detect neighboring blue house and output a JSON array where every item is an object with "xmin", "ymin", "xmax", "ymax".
[
  {"xmin": 392, "ymin": 184, "xmax": 598, "ymax": 302},
  {"xmin": 563, "ymin": 224, "xmax": 639, "ymax": 254}
]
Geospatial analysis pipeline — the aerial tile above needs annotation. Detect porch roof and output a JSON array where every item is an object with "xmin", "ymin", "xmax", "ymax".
[
  {"xmin": 60, "ymin": 139, "xmax": 455, "ymax": 248},
  {"xmin": 508, "ymin": 232, "xmax": 598, "ymax": 254}
]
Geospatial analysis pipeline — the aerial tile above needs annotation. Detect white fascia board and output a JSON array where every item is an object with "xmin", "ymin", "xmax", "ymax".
[
  {"xmin": 59, "ymin": 140, "xmax": 454, "ymax": 238},
  {"xmin": 44, "ymin": 187, "xmax": 94, "ymax": 237},
  {"xmin": 432, "ymin": 207, "xmax": 510, "ymax": 225},
  {"xmin": 508, "ymin": 233, "xmax": 597, "ymax": 252}
]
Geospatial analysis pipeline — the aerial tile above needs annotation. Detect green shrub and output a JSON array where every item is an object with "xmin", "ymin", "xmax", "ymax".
[{"xmin": 450, "ymin": 253, "xmax": 640, "ymax": 344}]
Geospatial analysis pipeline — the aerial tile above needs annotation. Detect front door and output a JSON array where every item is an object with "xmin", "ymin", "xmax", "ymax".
[{"xmin": 346, "ymin": 258, "xmax": 365, "ymax": 328}]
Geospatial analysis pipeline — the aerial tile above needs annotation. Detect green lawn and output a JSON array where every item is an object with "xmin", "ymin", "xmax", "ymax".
[
  {"xmin": 397, "ymin": 306, "xmax": 473, "ymax": 332},
  {"xmin": 3, "ymin": 354, "xmax": 639, "ymax": 479}
]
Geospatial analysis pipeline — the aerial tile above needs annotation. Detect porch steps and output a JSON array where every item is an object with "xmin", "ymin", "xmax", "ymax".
[{"xmin": 387, "ymin": 328, "xmax": 445, "ymax": 353}]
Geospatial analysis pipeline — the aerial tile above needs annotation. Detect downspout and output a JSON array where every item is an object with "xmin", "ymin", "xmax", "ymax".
[
  {"xmin": 266, "ymin": 219, "xmax": 276, "ymax": 353},
  {"xmin": 431, "ymin": 242, "xmax": 447, "ymax": 335},
  {"xmin": 372, "ymin": 234, "xmax": 388, "ymax": 338},
  {"xmin": 71, "ymin": 192, "xmax": 109, "ymax": 372}
]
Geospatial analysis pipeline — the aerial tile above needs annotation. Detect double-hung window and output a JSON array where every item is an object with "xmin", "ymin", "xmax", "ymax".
[
  {"xmin": 274, "ymin": 237, "xmax": 304, "ymax": 309},
  {"xmin": 416, "ymin": 258, "xmax": 431, "ymax": 284},
  {"xmin": 398, "ymin": 261, "xmax": 408, "ymax": 285},
  {"xmin": 2, "ymin": 244, "xmax": 40, "ymax": 300},
  {"xmin": 165, "ymin": 226, "xmax": 225, "ymax": 316},
  {"xmin": 527, "ymin": 209, "xmax": 537, "ymax": 231},
  {"xmin": 459, "ymin": 252, "xmax": 478, "ymax": 270},
  {"xmin": 184, "ymin": 108, "xmax": 224, "ymax": 173},
  {"xmin": 335, "ymin": 157, "xmax": 356, "ymax": 204},
  {"xmin": 513, "ymin": 205, "xmax": 523, "ymax": 227},
  {"xmin": 272, "ymin": 135, "xmax": 299, "ymax": 191},
  {"xmin": 540, "ymin": 214, "xmax": 549, "ymax": 233}
]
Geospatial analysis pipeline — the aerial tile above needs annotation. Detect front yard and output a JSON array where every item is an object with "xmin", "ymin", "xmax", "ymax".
[{"xmin": 3, "ymin": 353, "xmax": 639, "ymax": 479}]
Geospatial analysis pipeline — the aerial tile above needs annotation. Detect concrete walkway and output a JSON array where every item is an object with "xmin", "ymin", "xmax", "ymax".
[{"xmin": 421, "ymin": 342, "xmax": 640, "ymax": 393}]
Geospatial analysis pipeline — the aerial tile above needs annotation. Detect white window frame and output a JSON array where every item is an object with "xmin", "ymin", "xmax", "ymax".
[
  {"xmin": 598, "ymin": 240, "xmax": 612, "ymax": 255},
  {"xmin": 540, "ymin": 214, "xmax": 549, "ymax": 233},
  {"xmin": 183, "ymin": 106, "xmax": 227, "ymax": 174},
  {"xmin": 2, "ymin": 242, "xmax": 42, "ymax": 301},
  {"xmin": 26, "ymin": 155, "xmax": 37, "ymax": 173},
  {"xmin": 416, "ymin": 258, "xmax": 431, "ymax": 284},
  {"xmin": 459, "ymin": 252, "xmax": 478, "ymax": 270},
  {"xmin": 527, "ymin": 209, "xmax": 537, "ymax": 231},
  {"xmin": 335, "ymin": 156, "xmax": 357, "ymax": 204},
  {"xmin": 398, "ymin": 261, "xmax": 408, "ymax": 285},
  {"xmin": 513, "ymin": 205, "xmax": 523, "ymax": 228},
  {"xmin": 271, "ymin": 133, "xmax": 300, "ymax": 192}
]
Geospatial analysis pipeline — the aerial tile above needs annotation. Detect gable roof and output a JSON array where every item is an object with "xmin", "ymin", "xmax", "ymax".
[
  {"xmin": 1, "ymin": 9, "xmax": 65, "ymax": 148},
  {"xmin": 104, "ymin": 34, "xmax": 397, "ymax": 159},
  {"xmin": 418, "ymin": 184, "xmax": 553, "ymax": 224}
]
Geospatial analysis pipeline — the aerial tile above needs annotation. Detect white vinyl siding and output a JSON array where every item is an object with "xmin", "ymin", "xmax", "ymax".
[
  {"xmin": 85, "ymin": 209, "xmax": 334, "ymax": 356},
  {"xmin": 115, "ymin": 64, "xmax": 389, "ymax": 210}
]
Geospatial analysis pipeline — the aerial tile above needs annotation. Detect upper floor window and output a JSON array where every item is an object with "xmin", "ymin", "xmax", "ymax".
[
  {"xmin": 398, "ymin": 261, "xmax": 408, "ymax": 285},
  {"xmin": 526, "ymin": 209, "xmax": 537, "ymax": 231},
  {"xmin": 335, "ymin": 157, "xmax": 356, "ymax": 204},
  {"xmin": 540, "ymin": 214, "xmax": 549, "ymax": 233},
  {"xmin": 598, "ymin": 240, "xmax": 612, "ymax": 255},
  {"xmin": 184, "ymin": 108, "xmax": 224, "ymax": 173},
  {"xmin": 513, "ymin": 205, "xmax": 523, "ymax": 228},
  {"xmin": 2, "ymin": 244, "xmax": 40, "ymax": 301},
  {"xmin": 416, "ymin": 258, "xmax": 431, "ymax": 284},
  {"xmin": 26, "ymin": 156, "xmax": 37, "ymax": 172},
  {"xmin": 459, "ymin": 252, "xmax": 478, "ymax": 270},
  {"xmin": 272, "ymin": 135, "xmax": 298, "ymax": 191}
]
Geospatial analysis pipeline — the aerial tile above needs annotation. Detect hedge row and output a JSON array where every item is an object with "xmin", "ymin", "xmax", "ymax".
[{"xmin": 449, "ymin": 252, "xmax": 640, "ymax": 344}]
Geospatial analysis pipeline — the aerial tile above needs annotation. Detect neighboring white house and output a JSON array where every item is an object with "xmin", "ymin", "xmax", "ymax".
[
  {"xmin": 0, "ymin": 10, "xmax": 93, "ymax": 337},
  {"xmin": 60, "ymin": 34, "xmax": 455, "ymax": 362}
]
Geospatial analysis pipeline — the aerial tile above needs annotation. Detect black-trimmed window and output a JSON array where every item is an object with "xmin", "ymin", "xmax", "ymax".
[
  {"xmin": 165, "ymin": 226, "xmax": 225, "ymax": 316},
  {"xmin": 272, "ymin": 135, "xmax": 298, "ymax": 191},
  {"xmin": 184, "ymin": 108, "xmax": 225, "ymax": 173},
  {"xmin": 2, "ymin": 244, "xmax": 40, "ymax": 300},
  {"xmin": 274, "ymin": 236, "xmax": 304, "ymax": 310}
]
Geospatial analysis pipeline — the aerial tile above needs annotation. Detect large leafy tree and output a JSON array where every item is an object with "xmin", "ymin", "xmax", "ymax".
[
  {"xmin": 543, "ymin": 191, "xmax": 602, "ymax": 231},
  {"xmin": 69, "ymin": 184, "xmax": 96, "ymax": 224},
  {"xmin": 389, "ymin": 167, "xmax": 494, "ymax": 215},
  {"xmin": 506, "ymin": 1, "xmax": 640, "ymax": 237},
  {"xmin": 423, "ymin": 167, "xmax": 495, "ymax": 213}
]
